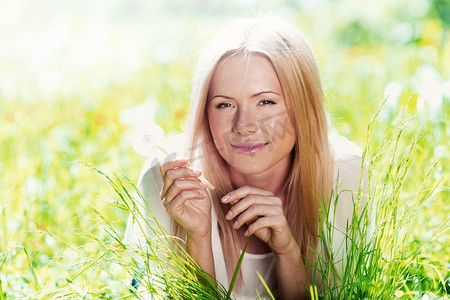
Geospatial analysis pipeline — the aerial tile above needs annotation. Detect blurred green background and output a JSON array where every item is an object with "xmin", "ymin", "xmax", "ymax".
[{"xmin": 0, "ymin": 0, "xmax": 448, "ymax": 298}]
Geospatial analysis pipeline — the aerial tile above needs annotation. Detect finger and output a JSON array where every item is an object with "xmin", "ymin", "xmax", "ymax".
[
  {"xmin": 230, "ymin": 203, "xmax": 282, "ymax": 230},
  {"xmin": 160, "ymin": 167, "xmax": 202, "ymax": 200},
  {"xmin": 164, "ymin": 190, "xmax": 206, "ymax": 216},
  {"xmin": 159, "ymin": 158, "xmax": 189, "ymax": 177},
  {"xmin": 225, "ymin": 194, "xmax": 279, "ymax": 221},
  {"xmin": 221, "ymin": 185, "xmax": 273, "ymax": 204},
  {"xmin": 159, "ymin": 158, "xmax": 189, "ymax": 198},
  {"xmin": 245, "ymin": 215, "xmax": 286, "ymax": 237},
  {"xmin": 163, "ymin": 178, "xmax": 207, "ymax": 204}
]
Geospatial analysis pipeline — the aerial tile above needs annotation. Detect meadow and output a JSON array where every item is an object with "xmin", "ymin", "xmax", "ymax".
[{"xmin": 0, "ymin": 0, "xmax": 448, "ymax": 298}]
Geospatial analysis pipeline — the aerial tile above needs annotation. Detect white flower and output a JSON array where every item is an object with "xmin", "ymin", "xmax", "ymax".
[
  {"xmin": 131, "ymin": 123, "xmax": 165, "ymax": 156},
  {"xmin": 120, "ymin": 100, "xmax": 166, "ymax": 156}
]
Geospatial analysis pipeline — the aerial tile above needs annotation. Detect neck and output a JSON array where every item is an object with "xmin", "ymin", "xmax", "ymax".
[{"xmin": 229, "ymin": 155, "xmax": 292, "ymax": 200}]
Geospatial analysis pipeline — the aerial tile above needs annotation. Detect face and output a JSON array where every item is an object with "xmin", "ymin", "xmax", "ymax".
[{"xmin": 207, "ymin": 53, "xmax": 296, "ymax": 176}]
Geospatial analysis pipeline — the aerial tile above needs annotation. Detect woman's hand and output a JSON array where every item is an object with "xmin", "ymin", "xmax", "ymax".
[
  {"xmin": 221, "ymin": 185, "xmax": 298, "ymax": 256},
  {"xmin": 160, "ymin": 159, "xmax": 211, "ymax": 238}
]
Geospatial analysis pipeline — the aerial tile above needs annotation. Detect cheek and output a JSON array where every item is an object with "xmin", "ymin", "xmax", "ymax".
[
  {"xmin": 208, "ymin": 112, "xmax": 229, "ymax": 149},
  {"xmin": 208, "ymin": 110, "xmax": 232, "ymax": 134},
  {"xmin": 260, "ymin": 114, "xmax": 296, "ymax": 143}
]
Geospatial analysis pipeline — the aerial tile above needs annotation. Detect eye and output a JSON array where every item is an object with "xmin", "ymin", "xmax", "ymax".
[
  {"xmin": 259, "ymin": 99, "xmax": 276, "ymax": 105},
  {"xmin": 216, "ymin": 102, "xmax": 233, "ymax": 109}
]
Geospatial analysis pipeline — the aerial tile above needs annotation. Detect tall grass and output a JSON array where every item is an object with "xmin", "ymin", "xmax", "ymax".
[
  {"xmin": 78, "ymin": 165, "xmax": 248, "ymax": 299},
  {"xmin": 311, "ymin": 101, "xmax": 449, "ymax": 299},
  {"xmin": 84, "ymin": 169, "xmax": 227, "ymax": 299}
]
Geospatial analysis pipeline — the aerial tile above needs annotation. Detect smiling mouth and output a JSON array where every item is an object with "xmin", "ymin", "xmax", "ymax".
[{"xmin": 231, "ymin": 143, "xmax": 269, "ymax": 153}]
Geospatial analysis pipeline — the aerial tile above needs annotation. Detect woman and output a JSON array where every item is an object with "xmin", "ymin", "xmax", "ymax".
[{"xmin": 125, "ymin": 17, "xmax": 370, "ymax": 299}]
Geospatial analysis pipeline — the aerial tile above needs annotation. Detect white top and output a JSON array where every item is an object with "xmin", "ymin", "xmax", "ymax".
[{"xmin": 124, "ymin": 133, "xmax": 374, "ymax": 299}]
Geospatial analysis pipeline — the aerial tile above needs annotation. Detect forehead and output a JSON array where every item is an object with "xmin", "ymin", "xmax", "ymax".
[{"xmin": 208, "ymin": 53, "xmax": 282, "ymax": 97}]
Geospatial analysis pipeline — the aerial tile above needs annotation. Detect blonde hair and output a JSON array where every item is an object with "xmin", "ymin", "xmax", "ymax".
[{"xmin": 174, "ymin": 17, "xmax": 334, "ymax": 286}]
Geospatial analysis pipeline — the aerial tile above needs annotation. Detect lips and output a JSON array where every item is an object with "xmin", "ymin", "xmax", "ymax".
[{"xmin": 231, "ymin": 142, "xmax": 269, "ymax": 153}]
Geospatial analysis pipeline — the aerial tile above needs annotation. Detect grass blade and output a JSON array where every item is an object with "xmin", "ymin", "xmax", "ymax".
[
  {"xmin": 256, "ymin": 272, "xmax": 275, "ymax": 300},
  {"xmin": 23, "ymin": 247, "xmax": 41, "ymax": 291},
  {"xmin": 226, "ymin": 236, "xmax": 249, "ymax": 299}
]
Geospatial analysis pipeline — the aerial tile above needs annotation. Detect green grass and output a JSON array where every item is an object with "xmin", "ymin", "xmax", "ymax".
[
  {"xmin": 0, "ymin": 1, "xmax": 449, "ymax": 298},
  {"xmin": 312, "ymin": 100, "xmax": 448, "ymax": 299}
]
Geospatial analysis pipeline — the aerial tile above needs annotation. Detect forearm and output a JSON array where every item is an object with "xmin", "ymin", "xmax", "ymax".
[
  {"xmin": 276, "ymin": 242, "xmax": 310, "ymax": 300},
  {"xmin": 186, "ymin": 232, "xmax": 215, "ymax": 281}
]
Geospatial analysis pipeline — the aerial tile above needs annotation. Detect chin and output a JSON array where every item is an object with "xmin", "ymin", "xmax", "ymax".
[{"xmin": 228, "ymin": 161, "xmax": 270, "ymax": 176}]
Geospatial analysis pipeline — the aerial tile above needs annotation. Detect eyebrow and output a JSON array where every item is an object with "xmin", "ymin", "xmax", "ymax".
[{"xmin": 210, "ymin": 91, "xmax": 281, "ymax": 100}]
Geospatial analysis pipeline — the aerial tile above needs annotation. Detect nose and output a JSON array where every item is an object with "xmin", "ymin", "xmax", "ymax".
[{"xmin": 233, "ymin": 109, "xmax": 257, "ymax": 135}]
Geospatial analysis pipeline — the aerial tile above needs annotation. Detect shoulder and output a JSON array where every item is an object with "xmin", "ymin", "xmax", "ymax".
[
  {"xmin": 329, "ymin": 133, "xmax": 362, "ymax": 165},
  {"xmin": 329, "ymin": 133, "xmax": 365, "ymax": 192},
  {"xmin": 327, "ymin": 133, "xmax": 375, "ymax": 234},
  {"xmin": 327, "ymin": 133, "xmax": 369, "ymax": 233}
]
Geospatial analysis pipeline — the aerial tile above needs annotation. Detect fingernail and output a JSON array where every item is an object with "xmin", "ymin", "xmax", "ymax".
[
  {"xmin": 192, "ymin": 168, "xmax": 201, "ymax": 175},
  {"xmin": 244, "ymin": 230, "xmax": 249, "ymax": 236},
  {"xmin": 199, "ymin": 182, "xmax": 207, "ymax": 188},
  {"xmin": 233, "ymin": 221, "xmax": 238, "ymax": 228},
  {"xmin": 225, "ymin": 211, "xmax": 232, "ymax": 219},
  {"xmin": 221, "ymin": 195, "xmax": 229, "ymax": 203}
]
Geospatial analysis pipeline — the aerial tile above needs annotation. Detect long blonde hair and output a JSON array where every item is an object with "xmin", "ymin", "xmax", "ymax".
[{"xmin": 174, "ymin": 17, "xmax": 334, "ymax": 285}]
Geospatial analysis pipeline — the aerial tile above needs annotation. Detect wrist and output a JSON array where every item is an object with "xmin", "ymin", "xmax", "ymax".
[
  {"xmin": 275, "ymin": 239, "xmax": 300, "ymax": 259},
  {"xmin": 185, "ymin": 215, "xmax": 211, "ymax": 240},
  {"xmin": 186, "ymin": 221, "xmax": 212, "ymax": 244},
  {"xmin": 186, "ymin": 229, "xmax": 211, "ymax": 242}
]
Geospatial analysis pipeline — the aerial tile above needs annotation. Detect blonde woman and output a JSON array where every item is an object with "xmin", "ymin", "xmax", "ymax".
[{"xmin": 125, "ymin": 17, "xmax": 371, "ymax": 299}]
